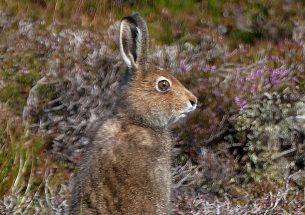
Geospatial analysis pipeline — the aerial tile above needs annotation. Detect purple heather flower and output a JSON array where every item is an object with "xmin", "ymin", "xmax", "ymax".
[
  {"xmin": 201, "ymin": 64, "xmax": 216, "ymax": 73},
  {"xmin": 211, "ymin": 65, "xmax": 216, "ymax": 72},
  {"xmin": 270, "ymin": 68, "xmax": 289, "ymax": 85},
  {"xmin": 212, "ymin": 88, "xmax": 222, "ymax": 97},
  {"xmin": 234, "ymin": 96, "xmax": 248, "ymax": 111},
  {"xmin": 246, "ymin": 68, "xmax": 265, "ymax": 81},
  {"xmin": 180, "ymin": 63, "xmax": 192, "ymax": 73},
  {"xmin": 194, "ymin": 127, "xmax": 204, "ymax": 133},
  {"xmin": 236, "ymin": 77, "xmax": 244, "ymax": 91},
  {"xmin": 250, "ymin": 84, "xmax": 256, "ymax": 93},
  {"xmin": 254, "ymin": 69, "xmax": 265, "ymax": 76},
  {"xmin": 217, "ymin": 103, "xmax": 224, "ymax": 110},
  {"xmin": 246, "ymin": 73, "xmax": 255, "ymax": 81},
  {"xmin": 264, "ymin": 78, "xmax": 269, "ymax": 83},
  {"xmin": 199, "ymin": 80, "xmax": 207, "ymax": 89},
  {"xmin": 51, "ymin": 42, "xmax": 58, "ymax": 50}
]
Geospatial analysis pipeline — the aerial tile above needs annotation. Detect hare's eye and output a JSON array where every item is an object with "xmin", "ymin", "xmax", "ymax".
[{"xmin": 157, "ymin": 80, "xmax": 170, "ymax": 92}]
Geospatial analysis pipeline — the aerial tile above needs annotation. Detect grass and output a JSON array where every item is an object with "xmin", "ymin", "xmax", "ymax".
[
  {"xmin": 207, "ymin": 0, "xmax": 223, "ymax": 18},
  {"xmin": 0, "ymin": 85, "xmax": 26, "ymax": 114},
  {"xmin": 0, "ymin": 107, "xmax": 70, "ymax": 214},
  {"xmin": 15, "ymin": 70, "xmax": 41, "ymax": 87},
  {"xmin": 230, "ymin": 30, "xmax": 259, "ymax": 46},
  {"xmin": 0, "ymin": 64, "xmax": 41, "ymax": 115},
  {"xmin": 1, "ymin": 0, "xmax": 293, "ymax": 48},
  {"xmin": 0, "ymin": 0, "xmax": 203, "ymax": 45}
]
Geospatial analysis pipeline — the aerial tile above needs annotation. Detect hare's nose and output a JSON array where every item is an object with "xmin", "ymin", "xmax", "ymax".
[
  {"xmin": 186, "ymin": 91, "xmax": 197, "ymax": 109},
  {"xmin": 189, "ymin": 97, "xmax": 197, "ymax": 108},
  {"xmin": 190, "ymin": 99, "xmax": 196, "ymax": 106}
]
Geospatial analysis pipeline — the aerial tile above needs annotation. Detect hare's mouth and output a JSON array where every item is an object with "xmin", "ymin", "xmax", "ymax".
[
  {"xmin": 181, "ymin": 105, "xmax": 196, "ymax": 116},
  {"xmin": 179, "ymin": 112, "xmax": 189, "ymax": 118}
]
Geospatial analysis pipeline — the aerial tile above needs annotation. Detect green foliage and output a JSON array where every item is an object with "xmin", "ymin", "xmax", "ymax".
[
  {"xmin": 0, "ymin": 111, "xmax": 69, "ymax": 213},
  {"xmin": 230, "ymin": 30, "xmax": 258, "ymax": 46},
  {"xmin": 152, "ymin": 0, "xmax": 195, "ymax": 12},
  {"xmin": 300, "ymin": 79, "xmax": 305, "ymax": 93},
  {"xmin": 207, "ymin": 0, "xmax": 223, "ymax": 18},
  {"xmin": 0, "ymin": 129, "xmax": 5, "ymax": 146},
  {"xmin": 0, "ymin": 71, "xmax": 41, "ymax": 114},
  {"xmin": 0, "ymin": 86, "xmax": 19, "ymax": 102},
  {"xmin": 0, "ymin": 85, "xmax": 26, "ymax": 114},
  {"xmin": 155, "ymin": 21, "xmax": 175, "ymax": 45},
  {"xmin": 0, "ymin": 71, "xmax": 13, "ymax": 80},
  {"xmin": 0, "ymin": 117, "xmax": 24, "ymax": 196},
  {"xmin": 36, "ymin": 83, "xmax": 59, "ymax": 101},
  {"xmin": 15, "ymin": 70, "xmax": 40, "ymax": 87}
]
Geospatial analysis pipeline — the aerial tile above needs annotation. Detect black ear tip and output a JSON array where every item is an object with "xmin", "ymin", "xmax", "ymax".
[
  {"xmin": 122, "ymin": 15, "xmax": 137, "ymax": 25},
  {"xmin": 122, "ymin": 12, "xmax": 143, "ymax": 23},
  {"xmin": 132, "ymin": 11, "xmax": 140, "ymax": 16},
  {"xmin": 133, "ymin": 12, "xmax": 144, "ymax": 19}
]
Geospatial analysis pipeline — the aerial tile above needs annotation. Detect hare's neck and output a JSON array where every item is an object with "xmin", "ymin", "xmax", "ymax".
[{"xmin": 115, "ymin": 105, "xmax": 169, "ymax": 130}]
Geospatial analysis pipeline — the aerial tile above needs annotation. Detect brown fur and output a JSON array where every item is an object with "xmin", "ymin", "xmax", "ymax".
[{"xmin": 70, "ymin": 13, "xmax": 197, "ymax": 215}]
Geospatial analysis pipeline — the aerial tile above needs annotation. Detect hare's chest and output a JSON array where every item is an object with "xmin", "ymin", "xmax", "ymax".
[
  {"xmin": 149, "ymin": 156, "xmax": 171, "ymax": 213},
  {"xmin": 151, "ymin": 157, "xmax": 171, "ymax": 185},
  {"xmin": 149, "ymin": 133, "xmax": 172, "ymax": 182}
]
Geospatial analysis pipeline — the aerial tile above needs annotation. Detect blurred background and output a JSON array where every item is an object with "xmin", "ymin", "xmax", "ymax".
[{"xmin": 1, "ymin": 0, "xmax": 305, "ymax": 214}]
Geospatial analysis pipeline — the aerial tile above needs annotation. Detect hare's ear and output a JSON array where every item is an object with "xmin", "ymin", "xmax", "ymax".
[{"xmin": 120, "ymin": 13, "xmax": 148, "ymax": 70}]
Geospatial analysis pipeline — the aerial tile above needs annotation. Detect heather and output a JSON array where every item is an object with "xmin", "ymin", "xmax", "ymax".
[{"xmin": 1, "ymin": 0, "xmax": 305, "ymax": 214}]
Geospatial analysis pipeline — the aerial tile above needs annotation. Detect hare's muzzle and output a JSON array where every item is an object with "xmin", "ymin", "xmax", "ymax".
[
  {"xmin": 189, "ymin": 97, "xmax": 197, "ymax": 110},
  {"xmin": 186, "ymin": 93, "xmax": 197, "ymax": 112},
  {"xmin": 179, "ymin": 94, "xmax": 197, "ymax": 119}
]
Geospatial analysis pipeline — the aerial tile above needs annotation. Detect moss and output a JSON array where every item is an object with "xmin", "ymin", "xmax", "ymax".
[
  {"xmin": 36, "ymin": 83, "xmax": 59, "ymax": 101},
  {"xmin": 0, "ymin": 85, "xmax": 20, "ymax": 102},
  {"xmin": 0, "ymin": 128, "xmax": 5, "ymax": 145},
  {"xmin": 0, "ymin": 71, "xmax": 13, "ymax": 80},
  {"xmin": 15, "ymin": 70, "xmax": 41, "ymax": 87},
  {"xmin": 30, "ymin": 136, "xmax": 45, "ymax": 152},
  {"xmin": 300, "ymin": 80, "xmax": 305, "ymax": 93},
  {"xmin": 0, "ymin": 70, "xmax": 41, "ymax": 114},
  {"xmin": 8, "ymin": 95, "xmax": 26, "ymax": 114},
  {"xmin": 0, "ymin": 85, "xmax": 27, "ymax": 114},
  {"xmin": 229, "ymin": 30, "xmax": 258, "ymax": 47},
  {"xmin": 35, "ymin": 83, "xmax": 60, "ymax": 111}
]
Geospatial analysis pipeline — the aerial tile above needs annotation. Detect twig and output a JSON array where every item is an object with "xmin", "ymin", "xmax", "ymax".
[
  {"xmin": 196, "ymin": 115, "xmax": 230, "ymax": 147},
  {"xmin": 271, "ymin": 148, "xmax": 296, "ymax": 160}
]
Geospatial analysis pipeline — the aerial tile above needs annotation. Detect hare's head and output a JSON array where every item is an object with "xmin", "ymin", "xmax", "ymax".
[{"xmin": 119, "ymin": 13, "xmax": 197, "ymax": 128}]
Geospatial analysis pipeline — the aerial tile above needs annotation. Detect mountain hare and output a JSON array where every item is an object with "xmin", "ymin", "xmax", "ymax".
[{"xmin": 70, "ymin": 13, "xmax": 197, "ymax": 215}]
